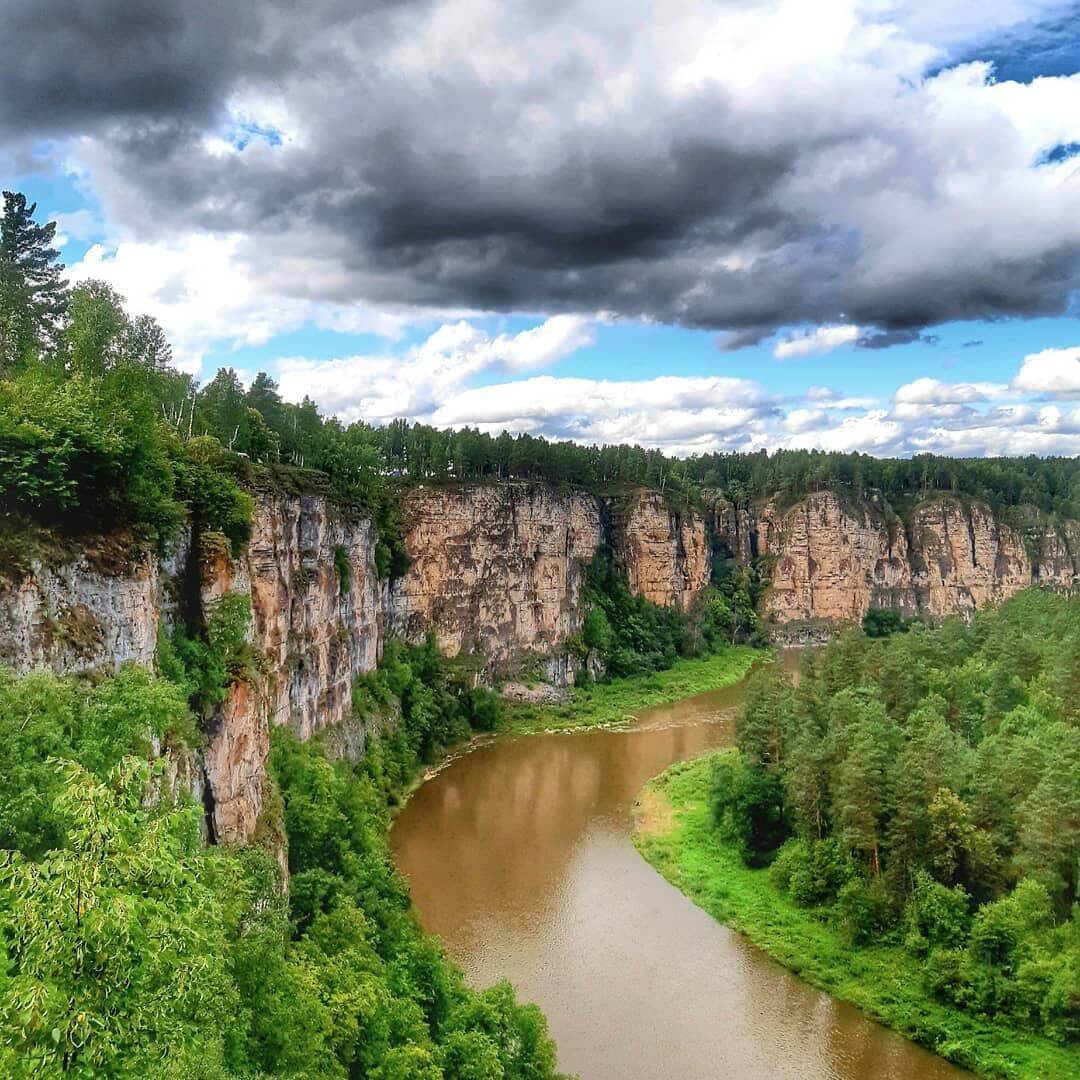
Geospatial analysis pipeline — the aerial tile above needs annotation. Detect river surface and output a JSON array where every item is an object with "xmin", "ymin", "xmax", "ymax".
[{"xmin": 391, "ymin": 656, "xmax": 969, "ymax": 1080}]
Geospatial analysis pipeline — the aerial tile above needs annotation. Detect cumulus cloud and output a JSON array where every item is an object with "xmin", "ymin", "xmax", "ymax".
[
  {"xmin": 1012, "ymin": 345, "xmax": 1080, "ymax": 396},
  {"xmin": 774, "ymin": 324, "xmax": 861, "ymax": 360},
  {"xmin": 5, "ymin": 0, "xmax": 1080, "ymax": 348},
  {"xmin": 275, "ymin": 315, "xmax": 599, "ymax": 424},
  {"xmin": 270, "ymin": 317, "xmax": 1080, "ymax": 457},
  {"xmin": 893, "ymin": 377, "xmax": 1008, "ymax": 404}
]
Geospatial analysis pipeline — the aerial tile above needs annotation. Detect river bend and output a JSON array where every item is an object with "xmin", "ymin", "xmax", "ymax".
[{"xmin": 391, "ymin": 659, "xmax": 968, "ymax": 1080}]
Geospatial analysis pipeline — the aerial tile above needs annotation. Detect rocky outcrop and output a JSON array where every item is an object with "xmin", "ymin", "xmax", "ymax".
[
  {"xmin": 0, "ymin": 542, "xmax": 159, "ymax": 675},
  {"xmin": 388, "ymin": 484, "xmax": 710, "ymax": 672},
  {"xmin": 717, "ymin": 490, "xmax": 1078, "ymax": 634},
  {"xmin": 237, "ymin": 491, "xmax": 382, "ymax": 740},
  {"xmin": 389, "ymin": 483, "xmax": 603, "ymax": 670},
  {"xmin": 908, "ymin": 499, "xmax": 1031, "ymax": 618},
  {"xmin": 191, "ymin": 490, "xmax": 383, "ymax": 841},
  {"xmin": 757, "ymin": 492, "xmax": 912, "ymax": 624},
  {"xmin": 615, "ymin": 491, "xmax": 710, "ymax": 610}
]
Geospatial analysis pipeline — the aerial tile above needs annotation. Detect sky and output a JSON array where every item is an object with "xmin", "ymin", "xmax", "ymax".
[{"xmin": 3, "ymin": 0, "xmax": 1080, "ymax": 458}]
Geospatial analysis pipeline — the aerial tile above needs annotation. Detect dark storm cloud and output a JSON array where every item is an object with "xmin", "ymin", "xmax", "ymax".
[
  {"xmin": 0, "ymin": 1, "xmax": 269, "ymax": 136},
  {"xmin": 5, "ymin": 0, "xmax": 1080, "ymax": 343}
]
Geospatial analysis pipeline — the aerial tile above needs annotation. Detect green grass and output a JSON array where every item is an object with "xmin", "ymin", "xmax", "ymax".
[
  {"xmin": 500, "ymin": 646, "xmax": 759, "ymax": 734},
  {"xmin": 633, "ymin": 753, "xmax": 1079, "ymax": 1080}
]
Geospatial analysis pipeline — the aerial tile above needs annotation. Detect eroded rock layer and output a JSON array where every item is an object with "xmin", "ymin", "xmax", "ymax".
[{"xmin": 712, "ymin": 491, "xmax": 1078, "ymax": 638}]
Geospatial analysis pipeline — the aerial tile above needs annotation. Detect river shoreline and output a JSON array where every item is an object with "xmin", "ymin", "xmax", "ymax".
[
  {"xmin": 632, "ymin": 752, "xmax": 1076, "ymax": 1080},
  {"xmin": 392, "ymin": 650, "xmax": 974, "ymax": 1080},
  {"xmin": 500, "ymin": 644, "xmax": 760, "ymax": 734}
]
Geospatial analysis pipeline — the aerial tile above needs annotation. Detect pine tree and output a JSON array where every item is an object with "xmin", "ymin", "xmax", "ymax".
[{"xmin": 0, "ymin": 191, "xmax": 68, "ymax": 367}]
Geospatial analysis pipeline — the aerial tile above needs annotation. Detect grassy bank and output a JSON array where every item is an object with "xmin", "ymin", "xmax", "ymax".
[
  {"xmin": 632, "ymin": 753, "xmax": 1078, "ymax": 1080},
  {"xmin": 501, "ymin": 646, "xmax": 760, "ymax": 734}
]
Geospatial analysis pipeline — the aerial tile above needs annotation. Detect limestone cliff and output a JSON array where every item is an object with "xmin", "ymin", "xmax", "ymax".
[
  {"xmin": 756, "ymin": 492, "xmax": 913, "ymax": 626},
  {"xmin": 4, "ymin": 479, "xmax": 1066, "ymax": 844},
  {"xmin": 614, "ymin": 491, "xmax": 711, "ymax": 611},
  {"xmin": 0, "ymin": 481, "xmax": 708, "ymax": 842},
  {"xmin": 714, "ymin": 490, "xmax": 1078, "ymax": 639},
  {"xmin": 388, "ymin": 483, "xmax": 602, "ymax": 670},
  {"xmin": 189, "ymin": 489, "xmax": 383, "ymax": 842},
  {"xmin": 388, "ymin": 483, "xmax": 710, "ymax": 673}
]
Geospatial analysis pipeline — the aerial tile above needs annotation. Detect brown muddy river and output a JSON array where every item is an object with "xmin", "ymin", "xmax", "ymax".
[{"xmin": 391, "ymin": 657, "xmax": 969, "ymax": 1080}]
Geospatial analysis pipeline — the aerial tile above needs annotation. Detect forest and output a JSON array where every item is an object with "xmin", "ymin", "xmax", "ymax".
[{"xmin": 714, "ymin": 590, "xmax": 1078, "ymax": 1048}]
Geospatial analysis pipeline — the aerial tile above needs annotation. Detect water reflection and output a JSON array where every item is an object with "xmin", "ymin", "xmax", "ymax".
[{"xmin": 392, "ymin": 658, "xmax": 969, "ymax": 1080}]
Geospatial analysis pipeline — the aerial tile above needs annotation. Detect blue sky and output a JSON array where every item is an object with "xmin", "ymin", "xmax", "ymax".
[{"xmin": 4, "ymin": 1, "xmax": 1080, "ymax": 457}]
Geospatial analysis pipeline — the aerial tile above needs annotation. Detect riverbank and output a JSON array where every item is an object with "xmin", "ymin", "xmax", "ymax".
[
  {"xmin": 500, "ymin": 646, "xmax": 760, "ymax": 734},
  {"xmin": 632, "ymin": 752, "xmax": 1078, "ymax": 1080}
]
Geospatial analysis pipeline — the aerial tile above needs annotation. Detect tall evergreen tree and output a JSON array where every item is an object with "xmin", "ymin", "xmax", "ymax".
[{"xmin": 0, "ymin": 191, "xmax": 68, "ymax": 367}]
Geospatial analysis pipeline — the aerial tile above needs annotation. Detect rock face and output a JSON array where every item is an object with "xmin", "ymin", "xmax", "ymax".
[
  {"xmin": 190, "ymin": 490, "xmax": 383, "ymax": 841},
  {"xmin": 716, "ymin": 490, "xmax": 1079, "ymax": 636},
  {"xmin": 0, "ymin": 544, "xmax": 159, "ymax": 675},
  {"xmin": 757, "ymin": 492, "xmax": 912, "ymax": 624},
  {"xmin": 389, "ymin": 484, "xmax": 710, "ymax": 671},
  {"xmin": 616, "ymin": 491, "xmax": 711, "ymax": 610},
  {"xmin": 389, "ymin": 483, "xmax": 603, "ymax": 670}
]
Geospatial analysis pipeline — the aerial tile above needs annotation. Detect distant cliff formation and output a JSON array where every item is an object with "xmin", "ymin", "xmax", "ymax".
[
  {"xmin": 1, "ymin": 480, "xmax": 1075, "ymax": 841},
  {"xmin": 711, "ymin": 490, "xmax": 1079, "ymax": 642}
]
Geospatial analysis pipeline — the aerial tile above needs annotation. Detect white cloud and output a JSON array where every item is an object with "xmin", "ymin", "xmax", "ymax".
[
  {"xmin": 774, "ymin": 324, "xmax": 860, "ymax": 360},
  {"xmin": 259, "ymin": 320, "xmax": 1080, "ymax": 458},
  {"xmin": 893, "ymin": 376, "xmax": 1008, "ymax": 405},
  {"xmin": 1012, "ymin": 346, "xmax": 1080, "ymax": 397},
  {"xmin": 68, "ymin": 233, "xmax": 426, "ymax": 376},
  {"xmin": 275, "ymin": 315, "xmax": 599, "ymax": 424}
]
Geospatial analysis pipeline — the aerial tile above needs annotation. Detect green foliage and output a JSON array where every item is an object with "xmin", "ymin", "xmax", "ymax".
[
  {"xmin": 0, "ymin": 366, "xmax": 184, "ymax": 540},
  {"xmin": 709, "ymin": 751, "xmax": 789, "ymax": 866},
  {"xmin": 721, "ymin": 588, "xmax": 1080, "ymax": 1049},
  {"xmin": 175, "ymin": 438, "xmax": 254, "ymax": 554},
  {"xmin": 636, "ymin": 752, "xmax": 1079, "ymax": 1078},
  {"xmin": 158, "ymin": 593, "xmax": 256, "ymax": 715},
  {"xmin": 0, "ymin": 665, "xmax": 196, "ymax": 857},
  {"xmin": 0, "ymin": 638, "xmax": 563, "ymax": 1078},
  {"xmin": 861, "ymin": 607, "xmax": 912, "ymax": 637},
  {"xmin": 0, "ymin": 759, "xmax": 236, "ymax": 1078},
  {"xmin": 0, "ymin": 191, "xmax": 67, "ymax": 367},
  {"xmin": 333, "ymin": 543, "xmax": 351, "ymax": 594}
]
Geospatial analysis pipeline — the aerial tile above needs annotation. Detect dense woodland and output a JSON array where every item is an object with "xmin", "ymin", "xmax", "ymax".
[{"xmin": 716, "ymin": 590, "xmax": 1079, "ymax": 1047}]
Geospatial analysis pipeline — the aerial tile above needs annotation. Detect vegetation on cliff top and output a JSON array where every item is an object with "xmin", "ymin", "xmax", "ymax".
[
  {"xmin": 0, "ymin": 636, "xmax": 568, "ymax": 1078},
  {"xmin": 634, "ymin": 589, "xmax": 1080, "ymax": 1078}
]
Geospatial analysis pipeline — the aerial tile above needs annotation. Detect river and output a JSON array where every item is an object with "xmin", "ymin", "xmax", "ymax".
[{"xmin": 391, "ymin": 655, "xmax": 970, "ymax": 1080}]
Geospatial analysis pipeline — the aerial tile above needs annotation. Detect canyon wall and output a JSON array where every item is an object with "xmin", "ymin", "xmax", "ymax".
[
  {"xmin": 713, "ymin": 490, "xmax": 1078, "ymax": 641},
  {"xmin": 0, "ymin": 481, "xmax": 708, "ymax": 842},
  {"xmin": 388, "ymin": 483, "xmax": 710, "ymax": 673},
  {"xmin": 2, "ymin": 479, "xmax": 1073, "ymax": 842},
  {"xmin": 614, "ymin": 490, "xmax": 711, "ymax": 611},
  {"xmin": 388, "ymin": 484, "xmax": 603, "ymax": 670}
]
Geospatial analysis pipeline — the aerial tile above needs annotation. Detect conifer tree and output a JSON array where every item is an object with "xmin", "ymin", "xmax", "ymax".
[{"xmin": 0, "ymin": 191, "xmax": 68, "ymax": 367}]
